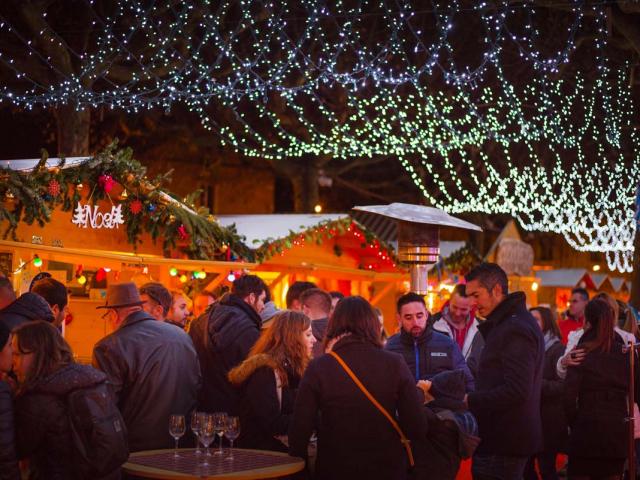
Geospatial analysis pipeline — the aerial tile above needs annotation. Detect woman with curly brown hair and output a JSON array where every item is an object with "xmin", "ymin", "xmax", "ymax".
[{"xmin": 228, "ymin": 310, "xmax": 315, "ymax": 452}]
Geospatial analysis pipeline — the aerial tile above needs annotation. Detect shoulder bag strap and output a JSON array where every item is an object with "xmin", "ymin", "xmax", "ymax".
[{"xmin": 328, "ymin": 350, "xmax": 415, "ymax": 467}]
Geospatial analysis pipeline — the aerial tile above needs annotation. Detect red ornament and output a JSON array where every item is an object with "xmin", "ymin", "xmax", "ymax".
[
  {"xmin": 47, "ymin": 179, "xmax": 61, "ymax": 197},
  {"xmin": 129, "ymin": 199, "xmax": 143, "ymax": 215},
  {"xmin": 98, "ymin": 174, "xmax": 115, "ymax": 193},
  {"xmin": 177, "ymin": 224, "xmax": 189, "ymax": 241}
]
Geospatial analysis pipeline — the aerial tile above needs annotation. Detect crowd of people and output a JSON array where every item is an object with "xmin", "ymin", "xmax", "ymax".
[{"xmin": 0, "ymin": 262, "xmax": 638, "ymax": 480}]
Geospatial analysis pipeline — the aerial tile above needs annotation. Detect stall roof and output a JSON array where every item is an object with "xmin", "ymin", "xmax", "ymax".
[
  {"xmin": 536, "ymin": 269, "xmax": 595, "ymax": 289},
  {"xmin": 217, "ymin": 214, "xmax": 349, "ymax": 247},
  {"xmin": 589, "ymin": 273, "xmax": 609, "ymax": 289},
  {"xmin": 0, "ymin": 157, "xmax": 90, "ymax": 171},
  {"xmin": 609, "ymin": 277, "xmax": 630, "ymax": 292}
]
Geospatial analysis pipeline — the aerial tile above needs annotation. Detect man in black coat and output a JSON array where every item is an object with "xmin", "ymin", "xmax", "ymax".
[
  {"xmin": 464, "ymin": 263, "xmax": 544, "ymax": 480},
  {"xmin": 190, "ymin": 274, "xmax": 268, "ymax": 415}
]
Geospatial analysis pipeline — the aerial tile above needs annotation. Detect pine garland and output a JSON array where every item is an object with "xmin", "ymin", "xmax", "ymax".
[
  {"xmin": 254, "ymin": 218, "xmax": 399, "ymax": 267},
  {"xmin": 0, "ymin": 142, "xmax": 253, "ymax": 262}
]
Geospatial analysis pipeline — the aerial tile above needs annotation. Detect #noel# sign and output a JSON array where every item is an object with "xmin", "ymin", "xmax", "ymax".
[{"xmin": 71, "ymin": 202, "xmax": 125, "ymax": 229}]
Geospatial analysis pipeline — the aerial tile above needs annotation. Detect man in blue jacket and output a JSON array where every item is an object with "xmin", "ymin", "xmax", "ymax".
[
  {"xmin": 465, "ymin": 263, "xmax": 544, "ymax": 480},
  {"xmin": 386, "ymin": 292, "xmax": 474, "ymax": 392}
]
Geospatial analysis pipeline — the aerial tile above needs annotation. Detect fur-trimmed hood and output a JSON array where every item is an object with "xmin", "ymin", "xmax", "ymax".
[{"xmin": 228, "ymin": 353, "xmax": 279, "ymax": 386}]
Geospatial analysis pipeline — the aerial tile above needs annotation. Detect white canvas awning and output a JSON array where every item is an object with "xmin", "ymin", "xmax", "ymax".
[
  {"xmin": 536, "ymin": 269, "xmax": 595, "ymax": 289},
  {"xmin": 216, "ymin": 214, "xmax": 349, "ymax": 247},
  {"xmin": 0, "ymin": 157, "xmax": 90, "ymax": 171},
  {"xmin": 609, "ymin": 277, "xmax": 630, "ymax": 293}
]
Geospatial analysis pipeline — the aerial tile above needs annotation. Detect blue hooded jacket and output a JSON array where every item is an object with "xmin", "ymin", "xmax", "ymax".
[{"xmin": 386, "ymin": 326, "xmax": 475, "ymax": 392}]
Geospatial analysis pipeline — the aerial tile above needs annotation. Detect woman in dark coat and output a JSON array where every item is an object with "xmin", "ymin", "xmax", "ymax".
[
  {"xmin": 524, "ymin": 306, "xmax": 567, "ymax": 480},
  {"xmin": 0, "ymin": 321, "xmax": 20, "ymax": 480},
  {"xmin": 12, "ymin": 321, "xmax": 117, "ymax": 480},
  {"xmin": 289, "ymin": 296, "xmax": 428, "ymax": 480},
  {"xmin": 564, "ymin": 298, "xmax": 640, "ymax": 480},
  {"xmin": 228, "ymin": 310, "xmax": 314, "ymax": 452}
]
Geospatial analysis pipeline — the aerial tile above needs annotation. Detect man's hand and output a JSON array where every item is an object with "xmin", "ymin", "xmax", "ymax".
[
  {"xmin": 560, "ymin": 347, "xmax": 586, "ymax": 368},
  {"xmin": 463, "ymin": 394, "xmax": 469, "ymax": 410}
]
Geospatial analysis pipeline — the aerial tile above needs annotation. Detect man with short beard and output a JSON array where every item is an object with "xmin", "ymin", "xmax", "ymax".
[
  {"xmin": 431, "ymin": 284, "xmax": 484, "ymax": 378},
  {"xmin": 194, "ymin": 274, "xmax": 268, "ymax": 415},
  {"xmin": 31, "ymin": 277, "xmax": 69, "ymax": 330}
]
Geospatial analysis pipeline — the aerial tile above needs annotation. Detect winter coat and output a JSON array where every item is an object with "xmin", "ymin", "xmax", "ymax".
[
  {"xmin": 431, "ymin": 312, "xmax": 485, "ymax": 379},
  {"xmin": 92, "ymin": 310, "xmax": 201, "ymax": 452},
  {"xmin": 0, "ymin": 380, "xmax": 19, "ymax": 480},
  {"xmin": 191, "ymin": 294, "xmax": 262, "ymax": 414},
  {"xmin": 14, "ymin": 363, "xmax": 107, "ymax": 480},
  {"xmin": 385, "ymin": 327, "xmax": 475, "ymax": 392},
  {"xmin": 467, "ymin": 292, "xmax": 544, "ymax": 457},
  {"xmin": 228, "ymin": 353, "xmax": 300, "ymax": 452},
  {"xmin": 540, "ymin": 340, "xmax": 568, "ymax": 453},
  {"xmin": 311, "ymin": 318, "xmax": 328, "ymax": 359},
  {"xmin": 564, "ymin": 332, "xmax": 639, "ymax": 460},
  {"xmin": 0, "ymin": 293, "xmax": 54, "ymax": 330},
  {"xmin": 289, "ymin": 336, "xmax": 428, "ymax": 480}
]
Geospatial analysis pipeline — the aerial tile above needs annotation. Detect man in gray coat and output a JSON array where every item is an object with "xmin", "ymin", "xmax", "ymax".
[{"xmin": 92, "ymin": 283, "xmax": 201, "ymax": 452}]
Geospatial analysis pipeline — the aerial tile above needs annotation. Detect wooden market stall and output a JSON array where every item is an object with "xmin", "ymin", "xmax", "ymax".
[
  {"xmin": 217, "ymin": 214, "xmax": 411, "ymax": 336},
  {"xmin": 0, "ymin": 153, "xmax": 253, "ymax": 360}
]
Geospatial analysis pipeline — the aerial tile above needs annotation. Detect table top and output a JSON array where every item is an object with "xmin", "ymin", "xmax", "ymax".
[{"xmin": 122, "ymin": 448, "xmax": 305, "ymax": 480}]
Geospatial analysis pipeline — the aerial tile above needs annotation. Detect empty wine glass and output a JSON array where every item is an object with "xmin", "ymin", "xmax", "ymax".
[
  {"xmin": 169, "ymin": 414, "xmax": 186, "ymax": 458},
  {"xmin": 199, "ymin": 414, "xmax": 215, "ymax": 465},
  {"xmin": 213, "ymin": 412, "xmax": 228, "ymax": 455},
  {"xmin": 224, "ymin": 417, "xmax": 240, "ymax": 461},
  {"xmin": 190, "ymin": 411, "xmax": 202, "ymax": 454}
]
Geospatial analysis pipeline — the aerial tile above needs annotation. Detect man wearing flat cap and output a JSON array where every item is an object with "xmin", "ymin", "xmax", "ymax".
[{"xmin": 92, "ymin": 283, "xmax": 201, "ymax": 452}]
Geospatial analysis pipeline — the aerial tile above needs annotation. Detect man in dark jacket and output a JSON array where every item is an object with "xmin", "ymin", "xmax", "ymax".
[
  {"xmin": 92, "ymin": 283, "xmax": 201, "ymax": 452},
  {"xmin": 465, "ymin": 263, "xmax": 544, "ymax": 480},
  {"xmin": 190, "ymin": 275, "xmax": 267, "ymax": 415},
  {"xmin": 386, "ymin": 292, "xmax": 474, "ymax": 392},
  {"xmin": 300, "ymin": 288, "xmax": 332, "ymax": 359},
  {"xmin": 0, "ymin": 292, "xmax": 54, "ymax": 330}
]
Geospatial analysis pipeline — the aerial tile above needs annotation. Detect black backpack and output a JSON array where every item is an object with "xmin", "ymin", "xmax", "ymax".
[{"xmin": 67, "ymin": 382, "xmax": 129, "ymax": 479}]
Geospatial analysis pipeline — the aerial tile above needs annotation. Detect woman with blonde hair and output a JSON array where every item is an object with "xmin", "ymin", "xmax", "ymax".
[{"xmin": 229, "ymin": 310, "xmax": 315, "ymax": 452}]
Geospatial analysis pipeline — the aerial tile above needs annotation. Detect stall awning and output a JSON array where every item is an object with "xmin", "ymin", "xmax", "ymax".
[
  {"xmin": 217, "ymin": 214, "xmax": 349, "ymax": 247},
  {"xmin": 0, "ymin": 239, "xmax": 256, "ymax": 273}
]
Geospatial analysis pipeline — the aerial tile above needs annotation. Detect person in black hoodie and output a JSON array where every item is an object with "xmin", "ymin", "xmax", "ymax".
[
  {"xmin": 564, "ymin": 298, "xmax": 640, "ymax": 479},
  {"xmin": 0, "ymin": 292, "xmax": 54, "ymax": 330},
  {"xmin": 524, "ymin": 306, "xmax": 567, "ymax": 480},
  {"xmin": 12, "ymin": 321, "xmax": 122, "ymax": 479},
  {"xmin": 228, "ymin": 310, "xmax": 314, "ymax": 452},
  {"xmin": 0, "ymin": 321, "xmax": 19, "ymax": 480},
  {"xmin": 465, "ymin": 263, "xmax": 544, "ymax": 480},
  {"xmin": 289, "ymin": 296, "xmax": 427, "ymax": 480},
  {"xmin": 192, "ymin": 275, "xmax": 268, "ymax": 414}
]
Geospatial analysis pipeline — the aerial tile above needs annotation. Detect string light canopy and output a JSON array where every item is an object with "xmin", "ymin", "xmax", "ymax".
[
  {"xmin": 0, "ymin": 0, "xmax": 591, "ymax": 108},
  {"xmin": 215, "ymin": 62, "xmax": 639, "ymax": 272},
  {"xmin": 0, "ymin": 1, "xmax": 637, "ymax": 271}
]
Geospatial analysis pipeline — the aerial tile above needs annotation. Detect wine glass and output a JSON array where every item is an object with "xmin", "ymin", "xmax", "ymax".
[
  {"xmin": 169, "ymin": 414, "xmax": 186, "ymax": 458},
  {"xmin": 190, "ymin": 411, "xmax": 202, "ymax": 454},
  {"xmin": 224, "ymin": 417, "xmax": 240, "ymax": 461},
  {"xmin": 213, "ymin": 412, "xmax": 228, "ymax": 455},
  {"xmin": 199, "ymin": 414, "xmax": 215, "ymax": 465}
]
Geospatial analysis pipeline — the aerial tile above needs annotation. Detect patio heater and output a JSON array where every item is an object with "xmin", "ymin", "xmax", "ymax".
[{"xmin": 352, "ymin": 203, "xmax": 482, "ymax": 294}]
